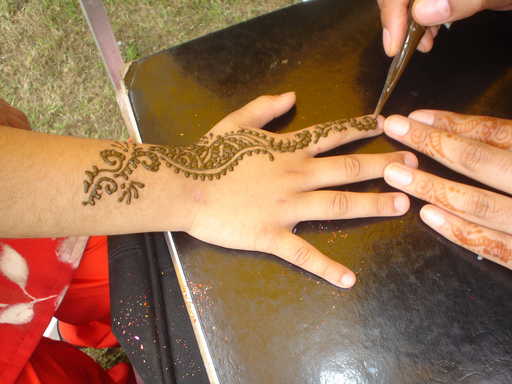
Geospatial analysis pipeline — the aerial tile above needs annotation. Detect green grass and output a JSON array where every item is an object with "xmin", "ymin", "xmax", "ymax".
[{"xmin": 0, "ymin": 0, "xmax": 300, "ymax": 140}]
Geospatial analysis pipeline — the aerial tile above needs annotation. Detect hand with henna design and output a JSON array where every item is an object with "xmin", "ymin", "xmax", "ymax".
[
  {"xmin": 177, "ymin": 93, "xmax": 418, "ymax": 288},
  {"xmin": 0, "ymin": 93, "xmax": 418, "ymax": 288},
  {"xmin": 383, "ymin": 110, "xmax": 512, "ymax": 270}
]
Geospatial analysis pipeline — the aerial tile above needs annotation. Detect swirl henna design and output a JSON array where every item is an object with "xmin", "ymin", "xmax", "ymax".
[
  {"xmin": 410, "ymin": 126, "xmax": 445, "ymax": 158},
  {"xmin": 451, "ymin": 223, "xmax": 512, "ymax": 267},
  {"xmin": 435, "ymin": 114, "xmax": 512, "ymax": 150},
  {"xmin": 413, "ymin": 177, "xmax": 460, "ymax": 213},
  {"xmin": 82, "ymin": 116, "xmax": 377, "ymax": 206}
]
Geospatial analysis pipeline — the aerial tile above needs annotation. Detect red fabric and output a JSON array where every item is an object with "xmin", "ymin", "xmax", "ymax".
[
  {"xmin": 0, "ymin": 238, "xmax": 76, "ymax": 384},
  {"xmin": 15, "ymin": 337, "xmax": 135, "ymax": 384},
  {"xmin": 56, "ymin": 236, "xmax": 118, "ymax": 348},
  {"xmin": 0, "ymin": 236, "xmax": 135, "ymax": 384}
]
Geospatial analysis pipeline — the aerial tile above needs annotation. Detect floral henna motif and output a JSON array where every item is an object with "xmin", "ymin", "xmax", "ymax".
[
  {"xmin": 451, "ymin": 223, "xmax": 512, "ymax": 267},
  {"xmin": 436, "ymin": 114, "xmax": 512, "ymax": 150},
  {"xmin": 82, "ymin": 116, "xmax": 377, "ymax": 205}
]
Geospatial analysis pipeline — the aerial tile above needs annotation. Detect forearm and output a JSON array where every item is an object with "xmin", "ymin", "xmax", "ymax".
[{"xmin": 0, "ymin": 126, "xmax": 195, "ymax": 238}]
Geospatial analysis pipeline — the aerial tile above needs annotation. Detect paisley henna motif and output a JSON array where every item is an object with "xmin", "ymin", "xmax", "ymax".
[{"xmin": 82, "ymin": 116, "xmax": 377, "ymax": 205}]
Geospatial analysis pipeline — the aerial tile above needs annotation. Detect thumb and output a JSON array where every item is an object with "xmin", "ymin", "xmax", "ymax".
[
  {"xmin": 222, "ymin": 92, "xmax": 296, "ymax": 129},
  {"xmin": 413, "ymin": 0, "xmax": 512, "ymax": 25}
]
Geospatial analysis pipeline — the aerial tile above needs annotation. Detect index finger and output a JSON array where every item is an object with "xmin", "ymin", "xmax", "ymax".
[{"xmin": 409, "ymin": 110, "xmax": 512, "ymax": 151}]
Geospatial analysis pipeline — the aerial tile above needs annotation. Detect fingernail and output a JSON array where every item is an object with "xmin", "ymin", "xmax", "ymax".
[
  {"xmin": 409, "ymin": 111, "xmax": 434, "ymax": 126},
  {"xmin": 385, "ymin": 116, "xmax": 410, "ymax": 136},
  {"xmin": 415, "ymin": 0, "xmax": 451, "ymax": 24},
  {"xmin": 385, "ymin": 165, "xmax": 413, "ymax": 186},
  {"xmin": 394, "ymin": 194, "xmax": 409, "ymax": 213},
  {"xmin": 280, "ymin": 91, "xmax": 295, "ymax": 97},
  {"xmin": 421, "ymin": 206, "xmax": 445, "ymax": 227},
  {"xmin": 383, "ymin": 28, "xmax": 391, "ymax": 54},
  {"xmin": 340, "ymin": 273, "xmax": 355, "ymax": 288}
]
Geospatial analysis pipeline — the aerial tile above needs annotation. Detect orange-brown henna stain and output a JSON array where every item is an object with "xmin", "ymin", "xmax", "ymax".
[
  {"xmin": 436, "ymin": 114, "xmax": 512, "ymax": 150},
  {"xmin": 413, "ymin": 177, "xmax": 460, "ymax": 213},
  {"xmin": 410, "ymin": 126, "xmax": 445, "ymax": 158},
  {"xmin": 451, "ymin": 222, "xmax": 512, "ymax": 266}
]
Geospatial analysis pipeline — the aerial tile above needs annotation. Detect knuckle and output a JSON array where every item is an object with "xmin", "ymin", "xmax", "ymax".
[
  {"xmin": 291, "ymin": 246, "xmax": 313, "ymax": 268},
  {"xmin": 464, "ymin": 191, "xmax": 495, "ymax": 219},
  {"xmin": 318, "ymin": 260, "xmax": 333, "ymax": 281},
  {"xmin": 329, "ymin": 192, "xmax": 350, "ymax": 216},
  {"xmin": 376, "ymin": 195, "xmax": 393, "ymax": 215},
  {"xmin": 340, "ymin": 156, "xmax": 361, "ymax": 179},
  {"xmin": 497, "ymin": 157, "xmax": 512, "ymax": 176},
  {"xmin": 458, "ymin": 142, "xmax": 485, "ymax": 171}
]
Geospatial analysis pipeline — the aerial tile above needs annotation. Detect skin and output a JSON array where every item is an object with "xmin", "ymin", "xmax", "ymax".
[
  {"xmin": 383, "ymin": 111, "xmax": 512, "ymax": 270},
  {"xmin": 377, "ymin": 0, "xmax": 512, "ymax": 57},
  {"xmin": 82, "ymin": 116, "xmax": 378, "ymax": 205},
  {"xmin": 0, "ymin": 93, "xmax": 418, "ymax": 288}
]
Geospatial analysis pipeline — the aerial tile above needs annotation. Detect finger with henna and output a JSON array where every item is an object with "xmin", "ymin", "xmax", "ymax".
[
  {"xmin": 409, "ymin": 110, "xmax": 512, "ymax": 151},
  {"xmin": 420, "ymin": 204, "xmax": 512, "ymax": 270},
  {"xmin": 384, "ymin": 163, "xmax": 512, "ymax": 234},
  {"xmin": 384, "ymin": 115, "xmax": 512, "ymax": 194}
]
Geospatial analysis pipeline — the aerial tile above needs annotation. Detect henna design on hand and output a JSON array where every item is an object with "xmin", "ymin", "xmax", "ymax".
[
  {"xmin": 435, "ymin": 114, "xmax": 512, "ymax": 150},
  {"xmin": 413, "ymin": 177, "xmax": 460, "ymax": 213},
  {"xmin": 451, "ymin": 222, "xmax": 511, "ymax": 267},
  {"xmin": 82, "ymin": 116, "xmax": 376, "ymax": 206},
  {"xmin": 410, "ymin": 127, "xmax": 445, "ymax": 158}
]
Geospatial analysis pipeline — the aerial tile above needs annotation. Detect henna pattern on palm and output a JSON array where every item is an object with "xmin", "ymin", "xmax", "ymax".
[
  {"xmin": 82, "ymin": 116, "xmax": 377, "ymax": 206},
  {"xmin": 451, "ymin": 223, "xmax": 511, "ymax": 267}
]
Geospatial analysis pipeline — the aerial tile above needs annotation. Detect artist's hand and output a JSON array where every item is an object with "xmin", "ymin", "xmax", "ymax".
[
  {"xmin": 186, "ymin": 93, "xmax": 417, "ymax": 288},
  {"xmin": 377, "ymin": 0, "xmax": 512, "ymax": 56},
  {"xmin": 0, "ymin": 98, "xmax": 30, "ymax": 130},
  {"xmin": 383, "ymin": 111, "xmax": 512, "ymax": 270}
]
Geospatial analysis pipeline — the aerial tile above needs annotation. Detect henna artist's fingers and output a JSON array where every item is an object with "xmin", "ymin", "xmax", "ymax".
[
  {"xmin": 299, "ymin": 115, "xmax": 382, "ymax": 157},
  {"xmin": 420, "ymin": 205, "xmax": 512, "ymax": 270},
  {"xmin": 378, "ymin": 0, "xmax": 411, "ymax": 56},
  {"xmin": 409, "ymin": 110, "xmax": 512, "ymax": 151},
  {"xmin": 302, "ymin": 151, "xmax": 418, "ymax": 190},
  {"xmin": 417, "ymin": 27, "xmax": 435, "ymax": 53},
  {"xmin": 384, "ymin": 163, "xmax": 512, "ymax": 234},
  {"xmin": 413, "ymin": 0, "xmax": 512, "ymax": 26},
  {"xmin": 431, "ymin": 25, "xmax": 441, "ymax": 37},
  {"xmin": 271, "ymin": 232, "xmax": 357, "ymax": 288},
  {"xmin": 291, "ymin": 191, "xmax": 410, "ymax": 221},
  {"xmin": 384, "ymin": 115, "xmax": 512, "ymax": 194},
  {"xmin": 220, "ymin": 92, "xmax": 296, "ymax": 129}
]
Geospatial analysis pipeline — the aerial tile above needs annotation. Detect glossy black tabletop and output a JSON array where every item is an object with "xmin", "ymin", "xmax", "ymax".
[{"xmin": 117, "ymin": 0, "xmax": 512, "ymax": 382}]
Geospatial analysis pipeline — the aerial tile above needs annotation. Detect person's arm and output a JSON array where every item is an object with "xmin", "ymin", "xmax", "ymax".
[
  {"xmin": 377, "ymin": 0, "xmax": 512, "ymax": 56},
  {"xmin": 1, "ymin": 93, "xmax": 417, "ymax": 287},
  {"xmin": 383, "ymin": 111, "xmax": 512, "ymax": 270}
]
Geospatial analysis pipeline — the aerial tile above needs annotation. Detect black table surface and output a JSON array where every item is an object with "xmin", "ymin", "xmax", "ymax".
[{"xmin": 111, "ymin": 0, "xmax": 512, "ymax": 383}]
